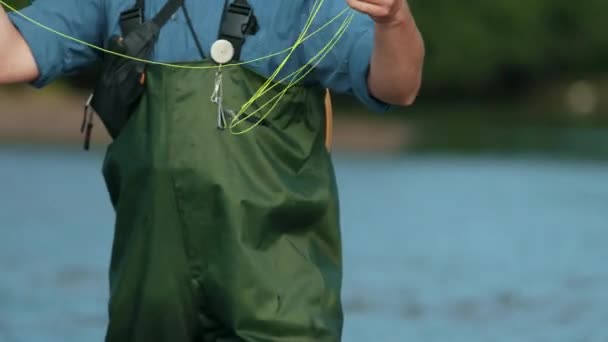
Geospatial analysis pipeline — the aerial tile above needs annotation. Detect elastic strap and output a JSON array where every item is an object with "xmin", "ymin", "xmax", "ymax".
[{"xmin": 182, "ymin": 4, "xmax": 206, "ymax": 60}]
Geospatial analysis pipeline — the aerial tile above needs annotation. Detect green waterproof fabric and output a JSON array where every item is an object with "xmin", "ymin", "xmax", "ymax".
[{"xmin": 101, "ymin": 61, "xmax": 343, "ymax": 342}]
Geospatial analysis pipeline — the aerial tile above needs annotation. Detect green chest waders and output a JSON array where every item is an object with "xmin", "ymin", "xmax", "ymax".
[{"xmin": 101, "ymin": 61, "xmax": 343, "ymax": 342}]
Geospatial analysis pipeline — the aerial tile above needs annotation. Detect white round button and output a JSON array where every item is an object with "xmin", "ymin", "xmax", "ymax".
[{"xmin": 210, "ymin": 39, "xmax": 235, "ymax": 64}]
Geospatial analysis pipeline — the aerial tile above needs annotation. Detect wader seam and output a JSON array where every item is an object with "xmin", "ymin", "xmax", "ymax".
[
  {"xmin": 164, "ymin": 74, "xmax": 210, "ymax": 330},
  {"xmin": 284, "ymin": 236, "xmax": 327, "ymax": 296},
  {"xmin": 169, "ymin": 172, "xmax": 211, "ymax": 335},
  {"xmin": 162, "ymin": 74, "xmax": 199, "ymax": 270}
]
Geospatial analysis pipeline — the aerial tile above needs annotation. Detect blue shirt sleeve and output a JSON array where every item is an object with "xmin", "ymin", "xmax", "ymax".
[
  {"xmin": 300, "ymin": 3, "xmax": 390, "ymax": 113},
  {"xmin": 8, "ymin": 0, "xmax": 107, "ymax": 87}
]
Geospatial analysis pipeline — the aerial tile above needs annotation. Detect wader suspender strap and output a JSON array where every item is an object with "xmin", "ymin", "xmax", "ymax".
[
  {"xmin": 152, "ymin": 0, "xmax": 185, "ymax": 27},
  {"xmin": 118, "ymin": 0, "xmax": 181, "ymax": 35},
  {"xmin": 117, "ymin": 0, "xmax": 183, "ymax": 34},
  {"xmin": 181, "ymin": 5, "xmax": 206, "ymax": 59},
  {"xmin": 219, "ymin": 0, "xmax": 258, "ymax": 61}
]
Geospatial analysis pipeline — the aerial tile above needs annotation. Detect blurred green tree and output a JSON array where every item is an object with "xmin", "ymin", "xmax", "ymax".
[{"xmin": 410, "ymin": 0, "xmax": 607, "ymax": 98}]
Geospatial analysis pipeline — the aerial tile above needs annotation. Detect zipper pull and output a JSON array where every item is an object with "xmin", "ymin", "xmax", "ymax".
[
  {"xmin": 81, "ymin": 93, "xmax": 93, "ymax": 133},
  {"xmin": 82, "ymin": 94, "xmax": 94, "ymax": 150}
]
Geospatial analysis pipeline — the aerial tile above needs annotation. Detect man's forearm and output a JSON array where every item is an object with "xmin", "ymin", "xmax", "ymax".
[
  {"xmin": 0, "ymin": 4, "xmax": 12, "ymax": 57},
  {"xmin": 0, "ymin": 4, "xmax": 38, "ymax": 84},
  {"xmin": 368, "ymin": 5, "xmax": 424, "ymax": 106}
]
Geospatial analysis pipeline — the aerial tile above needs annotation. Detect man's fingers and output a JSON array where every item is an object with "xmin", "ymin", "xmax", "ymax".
[
  {"xmin": 347, "ymin": 0, "xmax": 387, "ymax": 17},
  {"xmin": 346, "ymin": 0, "xmax": 396, "ymax": 19},
  {"xmin": 349, "ymin": 0, "xmax": 388, "ymax": 5}
]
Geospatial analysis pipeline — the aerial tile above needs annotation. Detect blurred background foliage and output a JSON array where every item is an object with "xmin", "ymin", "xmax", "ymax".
[{"xmin": 411, "ymin": 0, "xmax": 606, "ymax": 98}]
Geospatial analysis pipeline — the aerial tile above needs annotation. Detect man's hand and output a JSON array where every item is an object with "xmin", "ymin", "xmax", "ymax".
[
  {"xmin": 346, "ymin": 0, "xmax": 424, "ymax": 106},
  {"xmin": 346, "ymin": 0, "xmax": 407, "ymax": 25}
]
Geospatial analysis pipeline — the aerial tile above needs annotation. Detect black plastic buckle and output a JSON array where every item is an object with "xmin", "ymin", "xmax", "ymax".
[
  {"xmin": 119, "ymin": 7, "xmax": 143, "ymax": 36},
  {"xmin": 220, "ymin": 2, "xmax": 258, "ymax": 41}
]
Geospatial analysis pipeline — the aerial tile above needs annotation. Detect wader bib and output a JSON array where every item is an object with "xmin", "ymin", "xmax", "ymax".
[{"xmin": 101, "ymin": 61, "xmax": 343, "ymax": 341}]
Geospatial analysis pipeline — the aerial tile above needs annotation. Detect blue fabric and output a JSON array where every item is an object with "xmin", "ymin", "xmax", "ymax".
[{"xmin": 9, "ymin": 0, "xmax": 389, "ymax": 111}]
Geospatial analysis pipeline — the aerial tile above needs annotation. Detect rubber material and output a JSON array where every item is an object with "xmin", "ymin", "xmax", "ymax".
[{"xmin": 101, "ymin": 61, "xmax": 343, "ymax": 341}]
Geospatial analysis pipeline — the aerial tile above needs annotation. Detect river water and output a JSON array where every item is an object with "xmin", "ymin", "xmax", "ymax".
[{"xmin": 1, "ymin": 145, "xmax": 607, "ymax": 341}]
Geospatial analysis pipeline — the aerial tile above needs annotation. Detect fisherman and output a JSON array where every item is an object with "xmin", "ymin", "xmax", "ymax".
[{"xmin": 0, "ymin": 0, "xmax": 424, "ymax": 341}]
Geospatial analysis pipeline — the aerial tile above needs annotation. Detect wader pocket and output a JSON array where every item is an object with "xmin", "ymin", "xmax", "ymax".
[
  {"xmin": 89, "ymin": 0, "xmax": 184, "ymax": 140},
  {"xmin": 91, "ymin": 22, "xmax": 159, "ymax": 138}
]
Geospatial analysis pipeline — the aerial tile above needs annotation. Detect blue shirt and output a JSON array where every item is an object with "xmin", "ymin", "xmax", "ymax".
[{"xmin": 9, "ymin": 0, "xmax": 388, "ymax": 112}]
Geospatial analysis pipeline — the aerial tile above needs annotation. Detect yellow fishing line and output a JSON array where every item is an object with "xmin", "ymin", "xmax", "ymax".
[
  {"xmin": 0, "ymin": 0, "xmax": 352, "ymax": 70},
  {"xmin": 224, "ymin": 0, "xmax": 356, "ymax": 134},
  {"xmin": 231, "ymin": 0, "xmax": 354, "ymax": 132},
  {"xmin": 229, "ymin": 12, "xmax": 354, "ymax": 134},
  {"xmin": 239, "ymin": 0, "xmax": 325, "ymax": 106},
  {"xmin": 242, "ymin": 14, "xmax": 354, "ymax": 118},
  {"xmin": 232, "ymin": 0, "xmax": 326, "ymax": 126}
]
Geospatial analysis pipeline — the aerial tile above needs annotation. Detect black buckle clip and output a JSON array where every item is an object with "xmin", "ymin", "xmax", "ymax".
[
  {"xmin": 119, "ymin": 7, "xmax": 144, "ymax": 36},
  {"xmin": 220, "ymin": 2, "xmax": 258, "ymax": 40}
]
